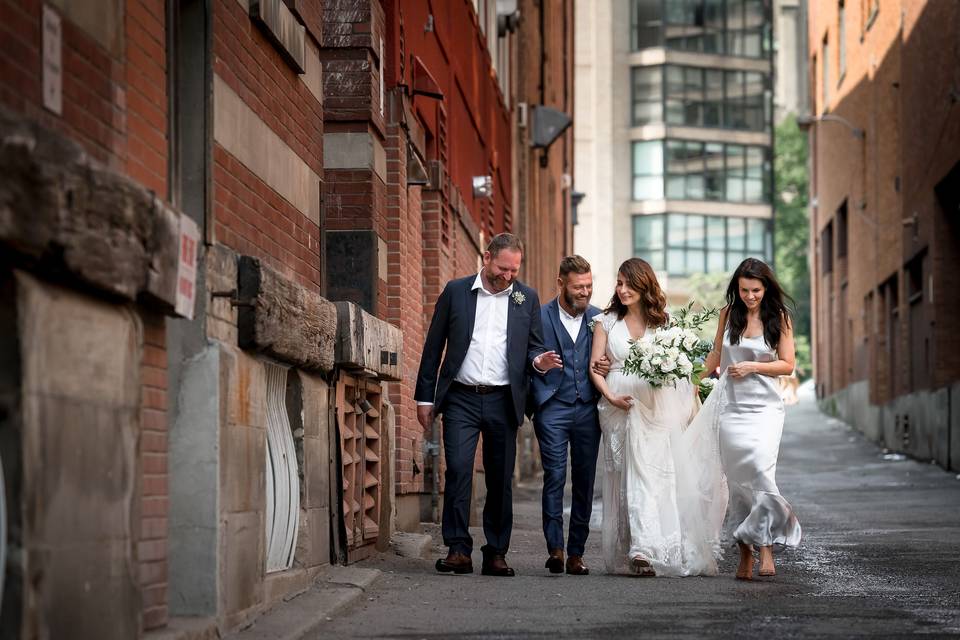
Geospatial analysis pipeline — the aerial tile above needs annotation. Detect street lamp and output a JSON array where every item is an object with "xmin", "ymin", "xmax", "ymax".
[{"xmin": 796, "ymin": 113, "xmax": 865, "ymax": 139}]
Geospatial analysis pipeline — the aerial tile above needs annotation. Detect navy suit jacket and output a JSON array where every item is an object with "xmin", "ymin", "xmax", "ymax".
[
  {"xmin": 530, "ymin": 298, "xmax": 602, "ymax": 410},
  {"xmin": 414, "ymin": 275, "xmax": 547, "ymax": 427}
]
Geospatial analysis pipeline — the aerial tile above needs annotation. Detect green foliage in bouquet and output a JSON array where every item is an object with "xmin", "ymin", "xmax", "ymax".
[{"xmin": 622, "ymin": 303, "xmax": 719, "ymax": 387}]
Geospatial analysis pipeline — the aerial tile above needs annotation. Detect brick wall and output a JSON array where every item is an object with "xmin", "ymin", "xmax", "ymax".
[
  {"xmin": 809, "ymin": 0, "xmax": 960, "ymax": 402},
  {"xmin": 212, "ymin": 0, "xmax": 324, "ymax": 292},
  {"xmin": 140, "ymin": 309, "xmax": 170, "ymax": 630}
]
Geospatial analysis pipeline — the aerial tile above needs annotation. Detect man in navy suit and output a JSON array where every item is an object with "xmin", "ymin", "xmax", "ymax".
[
  {"xmin": 415, "ymin": 233, "xmax": 562, "ymax": 576},
  {"xmin": 529, "ymin": 256, "xmax": 603, "ymax": 575}
]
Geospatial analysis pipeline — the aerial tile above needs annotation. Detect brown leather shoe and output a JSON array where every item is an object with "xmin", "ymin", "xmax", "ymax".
[
  {"xmin": 435, "ymin": 551, "xmax": 473, "ymax": 574},
  {"xmin": 481, "ymin": 554, "xmax": 516, "ymax": 577},
  {"xmin": 545, "ymin": 548, "xmax": 564, "ymax": 574},
  {"xmin": 565, "ymin": 555, "xmax": 589, "ymax": 575}
]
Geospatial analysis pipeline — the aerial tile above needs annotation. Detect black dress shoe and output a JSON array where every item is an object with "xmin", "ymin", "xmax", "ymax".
[
  {"xmin": 481, "ymin": 554, "xmax": 516, "ymax": 577},
  {"xmin": 436, "ymin": 551, "xmax": 473, "ymax": 574},
  {"xmin": 545, "ymin": 548, "xmax": 564, "ymax": 574},
  {"xmin": 565, "ymin": 555, "xmax": 590, "ymax": 575}
]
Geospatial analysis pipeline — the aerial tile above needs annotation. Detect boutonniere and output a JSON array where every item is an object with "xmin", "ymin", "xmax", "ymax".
[
  {"xmin": 587, "ymin": 317, "xmax": 599, "ymax": 333},
  {"xmin": 511, "ymin": 290, "xmax": 526, "ymax": 306}
]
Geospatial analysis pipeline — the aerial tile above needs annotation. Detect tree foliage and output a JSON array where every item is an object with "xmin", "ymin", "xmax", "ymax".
[{"xmin": 774, "ymin": 114, "xmax": 812, "ymax": 378}]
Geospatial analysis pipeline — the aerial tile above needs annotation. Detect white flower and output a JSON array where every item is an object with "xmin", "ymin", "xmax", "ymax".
[
  {"xmin": 683, "ymin": 332, "xmax": 699, "ymax": 351},
  {"xmin": 512, "ymin": 291, "xmax": 526, "ymax": 305},
  {"xmin": 661, "ymin": 357, "xmax": 677, "ymax": 373}
]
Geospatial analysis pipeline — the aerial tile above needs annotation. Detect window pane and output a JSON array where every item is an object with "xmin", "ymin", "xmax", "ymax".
[
  {"xmin": 632, "ymin": 0, "xmax": 663, "ymax": 50},
  {"xmin": 649, "ymin": 249, "xmax": 665, "ymax": 271},
  {"xmin": 668, "ymin": 248, "xmax": 686, "ymax": 275},
  {"xmin": 634, "ymin": 214, "xmax": 665, "ymax": 251},
  {"xmin": 667, "ymin": 214, "xmax": 687, "ymax": 247},
  {"xmin": 686, "ymin": 249, "xmax": 705, "ymax": 273},
  {"xmin": 727, "ymin": 217, "xmax": 746, "ymax": 251},
  {"xmin": 665, "ymin": 99, "xmax": 685, "ymax": 125},
  {"xmin": 687, "ymin": 215, "xmax": 706, "ymax": 248},
  {"xmin": 633, "ymin": 141, "xmax": 663, "ymax": 176},
  {"xmin": 666, "ymin": 65, "xmax": 685, "ymax": 95},
  {"xmin": 727, "ymin": 251, "xmax": 746, "ymax": 271},
  {"xmin": 687, "ymin": 141, "xmax": 705, "ymax": 199},
  {"xmin": 707, "ymin": 249, "xmax": 726, "ymax": 272},
  {"xmin": 666, "ymin": 176, "xmax": 686, "ymax": 199},
  {"xmin": 634, "ymin": 176, "xmax": 664, "ymax": 200},
  {"xmin": 746, "ymin": 146, "xmax": 764, "ymax": 177},
  {"xmin": 634, "ymin": 101, "xmax": 663, "ymax": 125},
  {"xmin": 747, "ymin": 218, "xmax": 766, "ymax": 251},
  {"xmin": 745, "ymin": 178, "xmax": 763, "ymax": 202},
  {"xmin": 706, "ymin": 216, "xmax": 725, "ymax": 249},
  {"xmin": 705, "ymin": 143, "xmax": 724, "ymax": 199}
]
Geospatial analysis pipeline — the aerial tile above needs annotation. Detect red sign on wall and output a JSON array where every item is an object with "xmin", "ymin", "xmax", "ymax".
[{"xmin": 175, "ymin": 216, "xmax": 199, "ymax": 320}]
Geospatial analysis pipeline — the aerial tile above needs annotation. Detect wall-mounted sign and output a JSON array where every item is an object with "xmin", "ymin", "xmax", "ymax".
[{"xmin": 175, "ymin": 215, "xmax": 200, "ymax": 320}]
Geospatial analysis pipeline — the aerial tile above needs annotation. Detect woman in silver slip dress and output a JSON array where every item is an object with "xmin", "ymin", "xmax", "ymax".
[{"xmin": 703, "ymin": 258, "xmax": 802, "ymax": 580}]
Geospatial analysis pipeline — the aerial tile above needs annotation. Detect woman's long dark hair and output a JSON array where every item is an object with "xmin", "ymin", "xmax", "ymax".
[
  {"xmin": 725, "ymin": 258, "xmax": 795, "ymax": 349},
  {"xmin": 605, "ymin": 258, "xmax": 668, "ymax": 327}
]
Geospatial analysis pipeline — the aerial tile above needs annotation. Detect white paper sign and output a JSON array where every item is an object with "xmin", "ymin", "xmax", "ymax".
[
  {"xmin": 42, "ymin": 5, "xmax": 62, "ymax": 115},
  {"xmin": 175, "ymin": 216, "xmax": 200, "ymax": 320}
]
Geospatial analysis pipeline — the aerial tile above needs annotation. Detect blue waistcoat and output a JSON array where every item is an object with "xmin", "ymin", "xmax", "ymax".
[{"xmin": 530, "ymin": 299, "xmax": 601, "ymax": 409}]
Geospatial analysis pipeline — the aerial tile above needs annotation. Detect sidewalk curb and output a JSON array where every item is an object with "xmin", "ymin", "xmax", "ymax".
[{"xmin": 227, "ymin": 566, "xmax": 381, "ymax": 640}]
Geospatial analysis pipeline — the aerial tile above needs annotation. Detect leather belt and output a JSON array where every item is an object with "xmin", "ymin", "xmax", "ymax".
[{"xmin": 451, "ymin": 381, "xmax": 509, "ymax": 395}]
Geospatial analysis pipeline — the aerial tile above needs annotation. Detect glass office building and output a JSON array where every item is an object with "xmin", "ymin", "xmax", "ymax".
[{"xmin": 627, "ymin": 0, "xmax": 774, "ymax": 279}]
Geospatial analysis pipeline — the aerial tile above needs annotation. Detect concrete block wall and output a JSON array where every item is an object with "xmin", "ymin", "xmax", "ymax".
[{"xmin": 823, "ymin": 380, "xmax": 957, "ymax": 472}]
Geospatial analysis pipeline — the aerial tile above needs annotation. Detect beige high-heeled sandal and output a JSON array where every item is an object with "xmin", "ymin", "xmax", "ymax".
[
  {"xmin": 735, "ymin": 543, "xmax": 755, "ymax": 581},
  {"xmin": 758, "ymin": 545, "xmax": 776, "ymax": 577}
]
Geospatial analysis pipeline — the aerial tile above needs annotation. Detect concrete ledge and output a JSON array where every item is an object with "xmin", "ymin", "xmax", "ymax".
[
  {"xmin": 237, "ymin": 256, "xmax": 337, "ymax": 373},
  {"xmin": 226, "ymin": 567, "xmax": 381, "ymax": 640},
  {"xmin": 334, "ymin": 301, "xmax": 402, "ymax": 380},
  {"xmin": 0, "ymin": 105, "xmax": 185, "ymax": 314}
]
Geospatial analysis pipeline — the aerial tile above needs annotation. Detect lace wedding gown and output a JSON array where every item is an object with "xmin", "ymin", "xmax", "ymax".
[{"xmin": 597, "ymin": 312, "xmax": 727, "ymax": 576}]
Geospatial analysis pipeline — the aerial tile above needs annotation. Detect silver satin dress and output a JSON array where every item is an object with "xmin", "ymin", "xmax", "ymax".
[{"xmin": 719, "ymin": 329, "xmax": 801, "ymax": 547}]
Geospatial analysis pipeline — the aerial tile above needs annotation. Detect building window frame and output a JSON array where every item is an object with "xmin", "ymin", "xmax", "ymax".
[
  {"xmin": 630, "ymin": 0, "xmax": 771, "ymax": 59},
  {"xmin": 633, "ymin": 213, "xmax": 772, "ymax": 276}
]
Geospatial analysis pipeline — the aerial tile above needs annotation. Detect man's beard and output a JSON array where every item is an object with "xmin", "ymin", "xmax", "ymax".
[
  {"xmin": 484, "ymin": 270, "xmax": 510, "ymax": 292},
  {"xmin": 563, "ymin": 290, "xmax": 588, "ymax": 314}
]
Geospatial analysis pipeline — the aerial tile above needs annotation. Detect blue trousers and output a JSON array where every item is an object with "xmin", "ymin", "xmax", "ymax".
[
  {"xmin": 440, "ymin": 386, "xmax": 516, "ymax": 557},
  {"xmin": 533, "ymin": 397, "xmax": 601, "ymax": 556}
]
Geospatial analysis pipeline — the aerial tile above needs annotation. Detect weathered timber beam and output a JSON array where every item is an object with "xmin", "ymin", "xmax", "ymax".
[
  {"xmin": 237, "ymin": 256, "xmax": 337, "ymax": 373},
  {"xmin": 334, "ymin": 301, "xmax": 402, "ymax": 381},
  {"xmin": 0, "ymin": 105, "xmax": 183, "ymax": 313}
]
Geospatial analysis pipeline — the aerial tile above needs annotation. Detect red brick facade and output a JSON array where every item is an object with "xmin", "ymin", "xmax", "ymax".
[{"xmin": 808, "ymin": 0, "xmax": 960, "ymax": 468}]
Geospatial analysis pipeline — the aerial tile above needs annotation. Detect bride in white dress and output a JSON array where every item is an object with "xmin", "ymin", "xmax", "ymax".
[{"xmin": 589, "ymin": 259, "xmax": 727, "ymax": 577}]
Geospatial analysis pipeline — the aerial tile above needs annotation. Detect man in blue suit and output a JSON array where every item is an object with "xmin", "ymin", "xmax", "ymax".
[
  {"xmin": 415, "ymin": 233, "xmax": 562, "ymax": 577},
  {"xmin": 530, "ymin": 255, "xmax": 604, "ymax": 575}
]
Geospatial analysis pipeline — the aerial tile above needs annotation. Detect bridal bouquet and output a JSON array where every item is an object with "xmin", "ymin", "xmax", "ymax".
[{"xmin": 622, "ymin": 303, "xmax": 718, "ymax": 388}]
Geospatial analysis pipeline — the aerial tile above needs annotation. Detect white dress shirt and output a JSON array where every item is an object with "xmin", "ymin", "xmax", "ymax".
[
  {"xmin": 557, "ymin": 303, "xmax": 584, "ymax": 343},
  {"xmin": 418, "ymin": 273, "xmax": 514, "ymax": 406},
  {"xmin": 455, "ymin": 273, "xmax": 513, "ymax": 386}
]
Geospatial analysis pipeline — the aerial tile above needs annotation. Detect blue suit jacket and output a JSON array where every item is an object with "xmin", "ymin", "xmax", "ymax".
[
  {"xmin": 529, "ymin": 298, "xmax": 602, "ymax": 410},
  {"xmin": 414, "ymin": 275, "xmax": 547, "ymax": 426}
]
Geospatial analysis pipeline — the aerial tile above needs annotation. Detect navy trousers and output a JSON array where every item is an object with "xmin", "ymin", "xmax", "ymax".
[
  {"xmin": 533, "ymin": 397, "xmax": 601, "ymax": 557},
  {"xmin": 440, "ymin": 386, "xmax": 517, "ymax": 557}
]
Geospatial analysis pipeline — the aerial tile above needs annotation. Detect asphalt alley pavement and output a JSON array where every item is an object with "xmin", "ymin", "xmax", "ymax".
[{"xmin": 311, "ymin": 383, "xmax": 960, "ymax": 638}]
